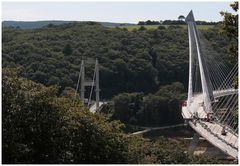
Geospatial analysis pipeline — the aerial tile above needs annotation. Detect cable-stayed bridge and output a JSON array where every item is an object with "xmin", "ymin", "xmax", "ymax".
[
  {"xmin": 182, "ymin": 11, "xmax": 238, "ymax": 159},
  {"xmin": 73, "ymin": 10, "xmax": 238, "ymax": 159}
]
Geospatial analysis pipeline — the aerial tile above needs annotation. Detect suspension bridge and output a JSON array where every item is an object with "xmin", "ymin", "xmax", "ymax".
[
  {"xmin": 75, "ymin": 59, "xmax": 106, "ymax": 113},
  {"xmin": 182, "ymin": 11, "xmax": 238, "ymax": 159}
]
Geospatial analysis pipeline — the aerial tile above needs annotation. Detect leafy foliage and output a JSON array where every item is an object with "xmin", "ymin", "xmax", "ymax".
[
  {"xmin": 2, "ymin": 68, "xmax": 128, "ymax": 163},
  {"xmin": 2, "ymin": 68, "xmax": 222, "ymax": 164},
  {"xmin": 2, "ymin": 22, "xmax": 230, "ymax": 98},
  {"xmin": 220, "ymin": 1, "xmax": 238, "ymax": 63},
  {"xmin": 178, "ymin": 15, "xmax": 185, "ymax": 21},
  {"xmin": 112, "ymin": 82, "xmax": 185, "ymax": 126},
  {"xmin": 2, "ymin": 15, "xmax": 234, "ymax": 164},
  {"xmin": 127, "ymin": 135, "xmax": 221, "ymax": 164},
  {"xmin": 63, "ymin": 43, "xmax": 73, "ymax": 56}
]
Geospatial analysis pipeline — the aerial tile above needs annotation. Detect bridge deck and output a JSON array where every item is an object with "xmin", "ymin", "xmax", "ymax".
[
  {"xmin": 188, "ymin": 119, "xmax": 238, "ymax": 159},
  {"xmin": 182, "ymin": 89, "xmax": 238, "ymax": 159},
  {"xmin": 89, "ymin": 102, "xmax": 104, "ymax": 113},
  {"xmin": 213, "ymin": 89, "xmax": 238, "ymax": 98}
]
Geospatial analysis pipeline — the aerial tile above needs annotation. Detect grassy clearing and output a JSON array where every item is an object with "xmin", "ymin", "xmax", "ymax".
[{"xmin": 107, "ymin": 24, "xmax": 214, "ymax": 31}]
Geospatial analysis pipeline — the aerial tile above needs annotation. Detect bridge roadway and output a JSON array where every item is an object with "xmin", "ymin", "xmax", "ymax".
[
  {"xmin": 182, "ymin": 89, "xmax": 238, "ymax": 159},
  {"xmin": 213, "ymin": 88, "xmax": 238, "ymax": 98},
  {"xmin": 89, "ymin": 101, "xmax": 104, "ymax": 113}
]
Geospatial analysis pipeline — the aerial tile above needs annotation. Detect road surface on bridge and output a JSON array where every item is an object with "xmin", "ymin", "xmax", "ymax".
[
  {"xmin": 182, "ymin": 89, "xmax": 238, "ymax": 159},
  {"xmin": 89, "ymin": 102, "xmax": 104, "ymax": 113},
  {"xmin": 129, "ymin": 124, "xmax": 186, "ymax": 136}
]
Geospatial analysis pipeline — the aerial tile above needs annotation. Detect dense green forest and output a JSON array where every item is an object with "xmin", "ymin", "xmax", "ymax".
[
  {"xmin": 2, "ymin": 22, "xmax": 231, "ymax": 98},
  {"xmin": 112, "ymin": 82, "xmax": 185, "ymax": 126},
  {"xmin": 2, "ymin": 6, "xmax": 236, "ymax": 162},
  {"xmin": 3, "ymin": 68, "xmax": 223, "ymax": 164},
  {"xmin": 2, "ymin": 21, "xmax": 232, "ymax": 126}
]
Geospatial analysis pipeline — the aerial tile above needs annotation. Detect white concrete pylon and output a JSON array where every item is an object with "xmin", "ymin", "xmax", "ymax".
[{"xmin": 185, "ymin": 10, "xmax": 214, "ymax": 112}]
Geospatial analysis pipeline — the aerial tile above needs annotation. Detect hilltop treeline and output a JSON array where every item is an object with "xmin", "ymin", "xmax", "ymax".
[
  {"xmin": 2, "ymin": 22, "xmax": 230, "ymax": 99},
  {"xmin": 138, "ymin": 20, "xmax": 218, "ymax": 25}
]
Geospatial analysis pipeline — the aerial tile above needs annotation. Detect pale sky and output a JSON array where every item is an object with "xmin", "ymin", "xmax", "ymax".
[{"xmin": 2, "ymin": 1, "xmax": 235, "ymax": 23}]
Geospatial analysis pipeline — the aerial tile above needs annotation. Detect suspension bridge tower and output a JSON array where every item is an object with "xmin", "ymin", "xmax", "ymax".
[{"xmin": 77, "ymin": 59, "xmax": 100, "ymax": 112}]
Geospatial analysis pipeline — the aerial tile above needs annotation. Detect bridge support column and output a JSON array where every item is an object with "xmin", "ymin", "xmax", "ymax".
[
  {"xmin": 95, "ymin": 59, "xmax": 100, "ymax": 112},
  {"xmin": 79, "ymin": 59, "xmax": 100, "ymax": 110},
  {"xmin": 187, "ymin": 19, "xmax": 193, "ymax": 108},
  {"xmin": 188, "ymin": 133, "xmax": 200, "ymax": 155},
  {"xmin": 80, "ymin": 60, "xmax": 85, "ymax": 100}
]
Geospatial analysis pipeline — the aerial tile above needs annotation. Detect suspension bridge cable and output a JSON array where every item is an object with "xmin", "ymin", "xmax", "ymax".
[{"xmin": 74, "ymin": 62, "xmax": 83, "ymax": 100}]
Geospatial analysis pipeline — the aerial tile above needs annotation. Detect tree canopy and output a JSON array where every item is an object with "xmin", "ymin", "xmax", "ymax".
[
  {"xmin": 220, "ymin": 1, "xmax": 238, "ymax": 63},
  {"xmin": 2, "ymin": 22, "xmax": 231, "ymax": 99},
  {"xmin": 2, "ymin": 67, "xmax": 223, "ymax": 164},
  {"xmin": 178, "ymin": 15, "xmax": 185, "ymax": 21},
  {"xmin": 112, "ymin": 82, "xmax": 185, "ymax": 126},
  {"xmin": 2, "ymin": 7, "xmax": 236, "ymax": 163},
  {"xmin": 2, "ymin": 67, "xmax": 128, "ymax": 163}
]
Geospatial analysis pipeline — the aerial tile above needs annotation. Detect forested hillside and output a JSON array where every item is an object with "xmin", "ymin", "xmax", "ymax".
[
  {"xmin": 2, "ymin": 22, "xmax": 231, "ymax": 99},
  {"xmin": 2, "ymin": 68, "xmax": 222, "ymax": 164},
  {"xmin": 2, "ymin": 1, "xmax": 238, "ymax": 163},
  {"xmin": 2, "ymin": 18, "xmax": 236, "ymax": 164}
]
